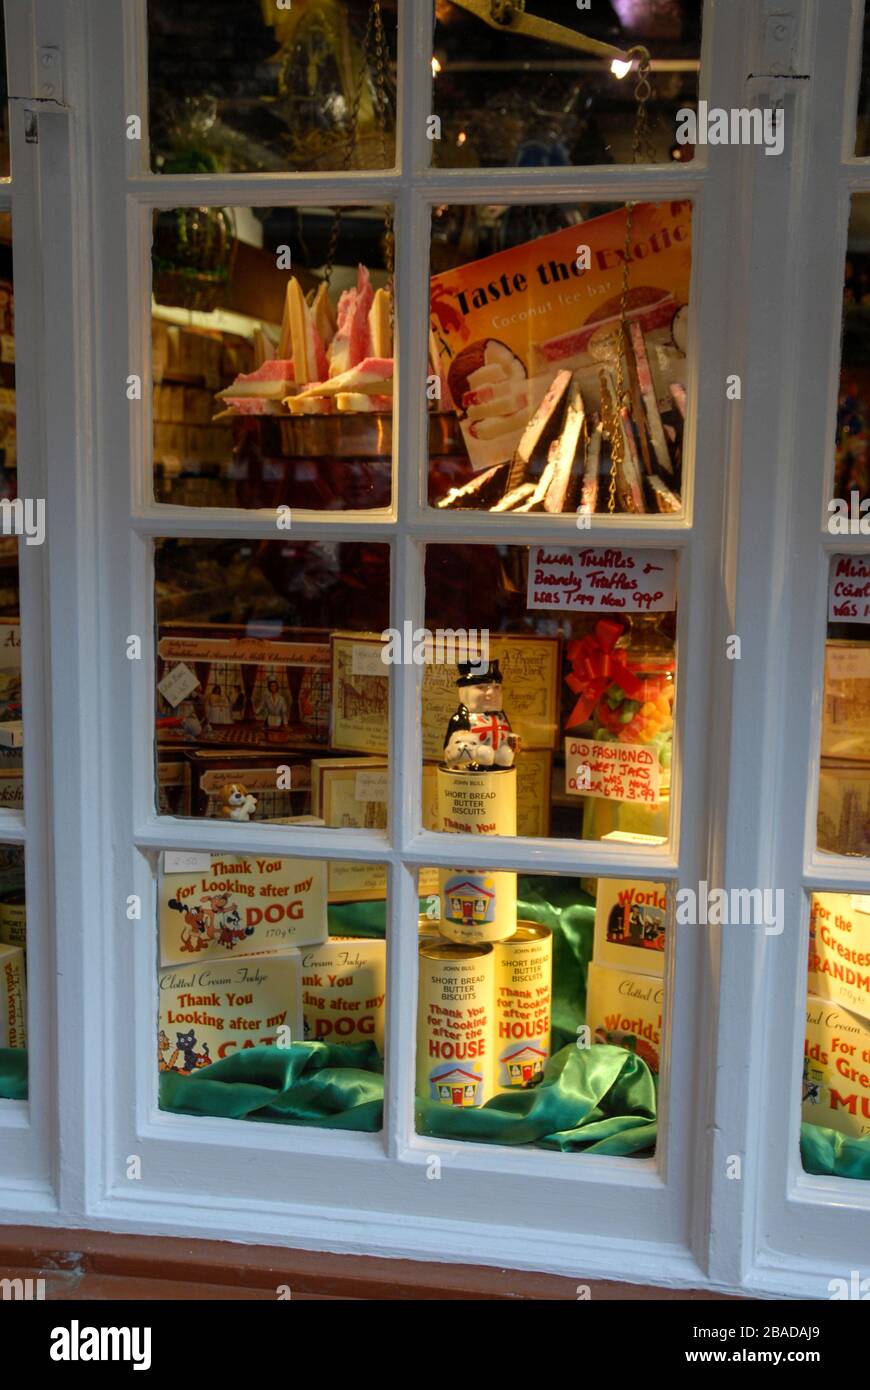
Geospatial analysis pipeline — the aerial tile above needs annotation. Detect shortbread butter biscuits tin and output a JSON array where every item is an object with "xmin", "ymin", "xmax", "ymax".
[
  {"xmin": 417, "ymin": 940, "xmax": 494, "ymax": 1107},
  {"xmin": 435, "ymin": 766, "xmax": 517, "ymax": 836},
  {"xmin": 494, "ymin": 922, "xmax": 552, "ymax": 1091},
  {"xmin": 437, "ymin": 866, "xmax": 516, "ymax": 944}
]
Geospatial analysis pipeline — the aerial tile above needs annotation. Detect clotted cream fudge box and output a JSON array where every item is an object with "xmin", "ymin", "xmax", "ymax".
[
  {"xmin": 300, "ymin": 937, "xmax": 386, "ymax": 1052},
  {"xmin": 159, "ymin": 852, "xmax": 327, "ymax": 967},
  {"xmin": 158, "ymin": 953, "xmax": 303, "ymax": 1072},
  {"xmin": 0, "ymin": 941, "xmax": 25, "ymax": 1048},
  {"xmin": 808, "ymin": 892, "xmax": 870, "ymax": 1023},
  {"xmin": 803, "ymin": 997, "xmax": 870, "ymax": 1140},
  {"xmin": 585, "ymin": 960, "xmax": 663, "ymax": 1074},
  {"xmin": 593, "ymin": 878, "xmax": 667, "ymax": 978}
]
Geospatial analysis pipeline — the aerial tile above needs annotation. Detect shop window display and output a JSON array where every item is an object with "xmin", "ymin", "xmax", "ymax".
[
  {"xmin": 154, "ymin": 538, "xmax": 391, "ymax": 825},
  {"xmin": 151, "ymin": 204, "xmax": 394, "ymax": 511},
  {"xmin": 157, "ymin": 851, "xmax": 388, "ymax": 1132},
  {"xmin": 429, "ymin": 199, "xmax": 691, "ymax": 515},
  {"xmin": 415, "ymin": 869, "xmax": 664, "ymax": 1153},
  {"xmin": 0, "ymin": 844, "xmax": 26, "ymax": 1102}
]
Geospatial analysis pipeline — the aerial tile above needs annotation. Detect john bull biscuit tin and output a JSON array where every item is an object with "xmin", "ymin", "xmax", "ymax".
[
  {"xmin": 417, "ymin": 940, "xmax": 494, "ymax": 1107},
  {"xmin": 494, "ymin": 922, "xmax": 552, "ymax": 1091},
  {"xmin": 436, "ymin": 765, "xmax": 517, "ymax": 837},
  {"xmin": 0, "ymin": 941, "xmax": 26, "ymax": 1048},
  {"xmin": 437, "ymin": 867, "xmax": 517, "ymax": 945},
  {"xmin": 300, "ymin": 936, "xmax": 386, "ymax": 1052}
]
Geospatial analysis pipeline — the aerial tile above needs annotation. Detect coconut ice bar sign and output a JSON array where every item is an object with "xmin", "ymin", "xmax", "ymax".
[
  {"xmin": 528, "ymin": 547, "xmax": 676, "ymax": 613},
  {"xmin": 829, "ymin": 555, "xmax": 870, "ymax": 623}
]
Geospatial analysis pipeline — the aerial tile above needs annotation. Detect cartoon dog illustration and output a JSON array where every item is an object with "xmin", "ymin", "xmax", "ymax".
[{"xmin": 167, "ymin": 898, "xmax": 212, "ymax": 953}]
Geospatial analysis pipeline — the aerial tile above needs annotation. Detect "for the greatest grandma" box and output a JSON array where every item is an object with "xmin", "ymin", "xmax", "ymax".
[
  {"xmin": 585, "ymin": 961, "xmax": 663, "ymax": 1074},
  {"xmin": 808, "ymin": 892, "xmax": 870, "ymax": 1023},
  {"xmin": 158, "ymin": 953, "xmax": 303, "ymax": 1073},
  {"xmin": 803, "ymin": 997, "xmax": 870, "ymax": 1140},
  {"xmin": 159, "ymin": 853, "xmax": 327, "ymax": 967}
]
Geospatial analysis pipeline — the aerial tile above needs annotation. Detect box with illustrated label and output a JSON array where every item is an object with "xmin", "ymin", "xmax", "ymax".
[
  {"xmin": 593, "ymin": 877, "xmax": 667, "ymax": 978},
  {"xmin": 0, "ymin": 941, "xmax": 25, "ymax": 1048},
  {"xmin": 0, "ymin": 619, "xmax": 21, "ymax": 724},
  {"xmin": 817, "ymin": 760, "xmax": 870, "ymax": 857},
  {"xmin": 156, "ymin": 623, "xmax": 332, "ymax": 752},
  {"xmin": 822, "ymin": 640, "xmax": 870, "ymax": 762},
  {"xmin": 585, "ymin": 960, "xmax": 663, "ymax": 1075},
  {"xmin": 329, "ymin": 630, "xmax": 559, "ymax": 757},
  {"xmin": 300, "ymin": 937, "xmax": 386, "ymax": 1052},
  {"xmin": 311, "ymin": 756, "xmax": 438, "ymax": 901},
  {"xmin": 803, "ymin": 997, "xmax": 870, "ymax": 1140},
  {"xmin": 808, "ymin": 892, "xmax": 870, "ymax": 1022},
  {"xmin": 185, "ymin": 749, "xmax": 312, "ymax": 820},
  {"xmin": 158, "ymin": 953, "xmax": 303, "ymax": 1073},
  {"xmin": 158, "ymin": 852, "xmax": 327, "ymax": 967}
]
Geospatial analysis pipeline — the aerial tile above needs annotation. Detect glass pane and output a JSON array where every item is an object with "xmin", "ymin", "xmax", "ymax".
[
  {"xmin": 415, "ymin": 869, "xmax": 665, "ymax": 1151},
  {"xmin": 817, "ymin": 556, "xmax": 870, "ymax": 855},
  {"xmin": 432, "ymin": 0, "xmax": 702, "ymax": 169},
  {"xmin": 857, "ymin": 7, "xmax": 870, "ymax": 158},
  {"xmin": 158, "ymin": 851, "xmax": 387, "ymax": 1131},
  {"xmin": 0, "ymin": 16, "xmax": 8, "ymax": 181},
  {"xmin": 429, "ymin": 201, "xmax": 691, "ymax": 515},
  {"xmin": 0, "ymin": 220, "xmax": 22, "ymax": 811},
  {"xmin": 154, "ymin": 538, "xmax": 391, "ymax": 825},
  {"xmin": 152, "ymin": 205, "xmax": 394, "ymax": 511},
  {"xmin": 0, "ymin": 844, "xmax": 26, "ymax": 1101},
  {"xmin": 148, "ymin": 0, "xmax": 397, "ymax": 174},
  {"xmin": 803, "ymin": 892, "xmax": 870, "ymax": 1177},
  {"xmin": 422, "ymin": 543, "xmax": 677, "ymax": 842},
  {"xmin": 833, "ymin": 196, "xmax": 870, "ymax": 508}
]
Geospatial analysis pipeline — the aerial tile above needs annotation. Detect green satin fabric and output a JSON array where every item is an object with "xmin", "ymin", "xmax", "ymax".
[
  {"xmin": 0, "ymin": 1046, "xmax": 26, "ymax": 1100},
  {"xmin": 4, "ymin": 883, "xmax": 870, "ymax": 1175}
]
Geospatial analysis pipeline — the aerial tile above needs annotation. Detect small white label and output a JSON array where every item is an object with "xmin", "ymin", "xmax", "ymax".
[
  {"xmin": 851, "ymin": 895, "xmax": 870, "ymax": 917},
  {"xmin": 351, "ymin": 642, "xmax": 388, "ymax": 676},
  {"xmin": 354, "ymin": 769, "xmax": 389, "ymax": 803},
  {"xmin": 164, "ymin": 851, "xmax": 212, "ymax": 874},
  {"xmin": 157, "ymin": 661, "xmax": 200, "ymax": 708},
  {"xmin": 827, "ymin": 646, "xmax": 870, "ymax": 681}
]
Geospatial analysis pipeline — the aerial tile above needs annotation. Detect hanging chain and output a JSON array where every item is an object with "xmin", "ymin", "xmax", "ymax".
[
  {"xmin": 322, "ymin": 0, "xmax": 394, "ymax": 298},
  {"xmin": 608, "ymin": 46, "xmax": 653, "ymax": 513}
]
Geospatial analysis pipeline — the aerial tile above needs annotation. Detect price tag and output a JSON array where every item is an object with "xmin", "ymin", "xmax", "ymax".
[
  {"xmin": 351, "ymin": 642, "xmax": 388, "ymax": 676},
  {"xmin": 157, "ymin": 661, "xmax": 200, "ymax": 708},
  {"xmin": 164, "ymin": 851, "xmax": 212, "ymax": 874},
  {"xmin": 354, "ymin": 769, "xmax": 389, "ymax": 803},
  {"xmin": 528, "ymin": 547, "xmax": 676, "ymax": 613},
  {"xmin": 565, "ymin": 737, "xmax": 662, "ymax": 804}
]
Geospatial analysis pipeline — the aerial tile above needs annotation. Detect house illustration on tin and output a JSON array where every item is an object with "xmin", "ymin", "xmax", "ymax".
[
  {"xmin": 444, "ymin": 879, "xmax": 495, "ymax": 928},
  {"xmin": 430, "ymin": 1065, "xmax": 483, "ymax": 1107},
  {"xmin": 500, "ymin": 1044, "xmax": 547, "ymax": 1088}
]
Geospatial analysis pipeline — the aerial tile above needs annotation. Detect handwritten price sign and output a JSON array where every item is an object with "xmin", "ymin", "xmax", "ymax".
[
  {"xmin": 565, "ymin": 738, "xmax": 662, "ymax": 805},
  {"xmin": 829, "ymin": 555, "xmax": 870, "ymax": 623},
  {"xmin": 527, "ymin": 547, "xmax": 676, "ymax": 613}
]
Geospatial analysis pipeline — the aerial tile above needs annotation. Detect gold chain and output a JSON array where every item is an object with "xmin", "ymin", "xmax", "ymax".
[
  {"xmin": 608, "ymin": 47, "xmax": 653, "ymax": 514},
  {"xmin": 323, "ymin": 1, "xmax": 394, "ymax": 290}
]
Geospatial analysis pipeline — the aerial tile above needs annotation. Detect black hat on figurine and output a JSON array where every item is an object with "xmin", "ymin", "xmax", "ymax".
[{"xmin": 456, "ymin": 659, "xmax": 503, "ymax": 688}]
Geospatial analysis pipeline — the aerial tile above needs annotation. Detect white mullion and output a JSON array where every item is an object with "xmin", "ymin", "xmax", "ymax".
[
  {"xmin": 134, "ymin": 813, "xmax": 392, "ymax": 864},
  {"xmin": 382, "ymin": 0, "xmax": 432, "ymax": 1162},
  {"xmin": 402, "ymin": 828, "xmax": 678, "ymax": 878},
  {"xmin": 132, "ymin": 509, "xmax": 397, "ymax": 537},
  {"xmin": 416, "ymin": 165, "xmax": 704, "ymax": 204}
]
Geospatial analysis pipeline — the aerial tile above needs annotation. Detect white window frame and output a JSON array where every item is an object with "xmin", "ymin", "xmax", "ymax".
[{"xmin": 6, "ymin": 0, "xmax": 869, "ymax": 1298}]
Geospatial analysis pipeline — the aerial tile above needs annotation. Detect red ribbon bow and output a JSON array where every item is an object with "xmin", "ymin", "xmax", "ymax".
[{"xmin": 565, "ymin": 619, "xmax": 642, "ymax": 728}]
